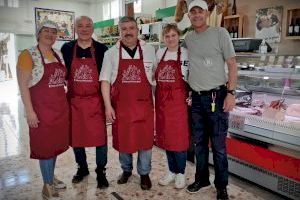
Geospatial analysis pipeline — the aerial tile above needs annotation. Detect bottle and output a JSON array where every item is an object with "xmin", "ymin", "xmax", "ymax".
[
  {"xmin": 288, "ymin": 19, "xmax": 294, "ymax": 36},
  {"xmin": 234, "ymin": 26, "xmax": 238, "ymax": 38},
  {"xmin": 259, "ymin": 39, "xmax": 268, "ymax": 54},
  {"xmin": 227, "ymin": 27, "xmax": 231, "ymax": 35},
  {"xmin": 229, "ymin": 27, "xmax": 234, "ymax": 38},
  {"xmin": 294, "ymin": 18, "xmax": 300, "ymax": 36},
  {"xmin": 232, "ymin": 0, "xmax": 237, "ymax": 15}
]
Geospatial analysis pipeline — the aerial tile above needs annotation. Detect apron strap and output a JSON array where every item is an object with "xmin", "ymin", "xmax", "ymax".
[
  {"xmin": 37, "ymin": 45, "xmax": 60, "ymax": 66},
  {"xmin": 160, "ymin": 46, "xmax": 181, "ymax": 63},
  {"xmin": 119, "ymin": 40, "xmax": 143, "ymax": 61},
  {"xmin": 53, "ymin": 51, "xmax": 64, "ymax": 66},
  {"xmin": 73, "ymin": 41, "xmax": 97, "ymax": 63},
  {"xmin": 137, "ymin": 40, "xmax": 143, "ymax": 60},
  {"xmin": 177, "ymin": 46, "xmax": 181, "ymax": 63},
  {"xmin": 160, "ymin": 48, "xmax": 168, "ymax": 62}
]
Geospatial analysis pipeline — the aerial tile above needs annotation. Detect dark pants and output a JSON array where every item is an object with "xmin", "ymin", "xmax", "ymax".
[
  {"xmin": 191, "ymin": 87, "xmax": 229, "ymax": 189},
  {"xmin": 73, "ymin": 145, "xmax": 108, "ymax": 170},
  {"xmin": 166, "ymin": 150, "xmax": 187, "ymax": 174}
]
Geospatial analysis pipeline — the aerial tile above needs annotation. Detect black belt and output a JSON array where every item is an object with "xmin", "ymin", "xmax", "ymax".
[{"xmin": 192, "ymin": 85, "xmax": 227, "ymax": 96}]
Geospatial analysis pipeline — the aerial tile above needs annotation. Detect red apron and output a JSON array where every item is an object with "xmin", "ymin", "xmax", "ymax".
[
  {"xmin": 29, "ymin": 47, "xmax": 69, "ymax": 159},
  {"xmin": 111, "ymin": 42, "xmax": 154, "ymax": 153},
  {"xmin": 68, "ymin": 43, "xmax": 107, "ymax": 147},
  {"xmin": 155, "ymin": 47, "xmax": 190, "ymax": 151}
]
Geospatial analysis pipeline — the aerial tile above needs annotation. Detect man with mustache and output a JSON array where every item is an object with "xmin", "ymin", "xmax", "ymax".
[{"xmin": 100, "ymin": 16, "xmax": 156, "ymax": 190}]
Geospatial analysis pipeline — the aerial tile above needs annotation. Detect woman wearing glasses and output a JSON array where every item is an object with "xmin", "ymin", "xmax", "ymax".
[{"xmin": 17, "ymin": 20, "xmax": 69, "ymax": 199}]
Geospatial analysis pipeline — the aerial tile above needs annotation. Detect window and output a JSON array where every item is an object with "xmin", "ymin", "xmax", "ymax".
[
  {"xmin": 110, "ymin": 0, "xmax": 120, "ymax": 19},
  {"xmin": 7, "ymin": 0, "xmax": 19, "ymax": 8},
  {"xmin": 102, "ymin": 0, "xmax": 120, "ymax": 20},
  {"xmin": 134, "ymin": 0, "xmax": 142, "ymax": 13},
  {"xmin": 103, "ymin": 2, "xmax": 110, "ymax": 20},
  {"xmin": 0, "ymin": 0, "xmax": 4, "ymax": 7}
]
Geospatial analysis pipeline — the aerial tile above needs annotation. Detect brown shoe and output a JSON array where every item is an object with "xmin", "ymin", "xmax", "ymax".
[
  {"xmin": 140, "ymin": 174, "xmax": 152, "ymax": 190},
  {"xmin": 117, "ymin": 171, "xmax": 132, "ymax": 184}
]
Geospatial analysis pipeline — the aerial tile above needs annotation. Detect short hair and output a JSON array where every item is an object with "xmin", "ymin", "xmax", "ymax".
[
  {"xmin": 75, "ymin": 16, "xmax": 93, "ymax": 26},
  {"xmin": 162, "ymin": 23, "xmax": 181, "ymax": 36},
  {"xmin": 118, "ymin": 16, "xmax": 137, "ymax": 27}
]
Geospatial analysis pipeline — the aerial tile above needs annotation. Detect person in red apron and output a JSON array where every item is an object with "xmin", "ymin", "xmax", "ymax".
[
  {"xmin": 155, "ymin": 24, "xmax": 190, "ymax": 189},
  {"xmin": 61, "ymin": 16, "xmax": 109, "ymax": 189},
  {"xmin": 17, "ymin": 20, "xmax": 69, "ymax": 199},
  {"xmin": 100, "ymin": 16, "xmax": 156, "ymax": 190}
]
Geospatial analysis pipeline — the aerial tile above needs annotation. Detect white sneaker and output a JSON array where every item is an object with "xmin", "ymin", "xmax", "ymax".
[
  {"xmin": 158, "ymin": 172, "xmax": 176, "ymax": 186},
  {"xmin": 53, "ymin": 176, "xmax": 66, "ymax": 189},
  {"xmin": 42, "ymin": 184, "xmax": 61, "ymax": 200},
  {"xmin": 175, "ymin": 173, "xmax": 186, "ymax": 189}
]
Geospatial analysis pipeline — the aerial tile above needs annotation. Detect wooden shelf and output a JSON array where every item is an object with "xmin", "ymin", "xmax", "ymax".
[
  {"xmin": 285, "ymin": 36, "xmax": 300, "ymax": 40},
  {"xmin": 223, "ymin": 14, "xmax": 244, "ymax": 38},
  {"xmin": 224, "ymin": 14, "xmax": 242, "ymax": 20}
]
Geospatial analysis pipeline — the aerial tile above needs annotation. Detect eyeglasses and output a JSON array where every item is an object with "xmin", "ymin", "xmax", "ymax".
[{"xmin": 41, "ymin": 28, "xmax": 57, "ymax": 35}]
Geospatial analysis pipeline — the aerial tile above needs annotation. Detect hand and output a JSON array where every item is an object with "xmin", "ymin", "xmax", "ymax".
[
  {"xmin": 26, "ymin": 110, "xmax": 40, "ymax": 128},
  {"xmin": 105, "ymin": 105, "xmax": 116, "ymax": 123},
  {"xmin": 186, "ymin": 97, "xmax": 192, "ymax": 106},
  {"xmin": 223, "ymin": 94, "xmax": 235, "ymax": 112}
]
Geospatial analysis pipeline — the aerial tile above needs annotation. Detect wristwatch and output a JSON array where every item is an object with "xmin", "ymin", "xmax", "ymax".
[{"xmin": 227, "ymin": 90, "xmax": 236, "ymax": 96}]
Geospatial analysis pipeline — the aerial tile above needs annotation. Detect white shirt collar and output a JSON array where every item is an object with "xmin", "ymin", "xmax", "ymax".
[{"xmin": 115, "ymin": 39, "xmax": 146, "ymax": 49}]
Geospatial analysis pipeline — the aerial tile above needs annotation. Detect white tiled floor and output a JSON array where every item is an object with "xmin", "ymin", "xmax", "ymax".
[{"xmin": 0, "ymin": 80, "xmax": 285, "ymax": 200}]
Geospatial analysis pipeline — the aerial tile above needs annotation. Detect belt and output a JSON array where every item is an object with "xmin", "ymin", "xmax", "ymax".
[{"xmin": 192, "ymin": 85, "xmax": 227, "ymax": 96}]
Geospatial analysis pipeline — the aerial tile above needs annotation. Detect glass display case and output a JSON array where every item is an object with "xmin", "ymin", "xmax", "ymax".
[
  {"xmin": 216, "ymin": 53, "xmax": 300, "ymax": 200},
  {"xmin": 232, "ymin": 52, "xmax": 300, "ymax": 150}
]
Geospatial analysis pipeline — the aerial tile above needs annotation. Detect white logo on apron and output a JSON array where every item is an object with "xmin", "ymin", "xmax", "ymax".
[
  {"xmin": 122, "ymin": 65, "xmax": 141, "ymax": 83},
  {"xmin": 74, "ymin": 64, "xmax": 93, "ymax": 82},
  {"xmin": 48, "ymin": 68, "xmax": 65, "ymax": 88},
  {"xmin": 158, "ymin": 65, "xmax": 175, "ymax": 82}
]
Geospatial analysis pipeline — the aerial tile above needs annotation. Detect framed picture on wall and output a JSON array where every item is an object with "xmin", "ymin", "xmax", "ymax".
[
  {"xmin": 35, "ymin": 7, "xmax": 75, "ymax": 41},
  {"xmin": 255, "ymin": 6, "xmax": 283, "ymax": 43}
]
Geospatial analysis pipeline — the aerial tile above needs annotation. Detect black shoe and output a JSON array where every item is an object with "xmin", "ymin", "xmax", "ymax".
[
  {"xmin": 217, "ymin": 188, "xmax": 229, "ymax": 200},
  {"xmin": 186, "ymin": 181, "xmax": 210, "ymax": 193},
  {"xmin": 117, "ymin": 171, "xmax": 132, "ymax": 184},
  {"xmin": 140, "ymin": 174, "xmax": 152, "ymax": 190},
  {"xmin": 72, "ymin": 167, "xmax": 89, "ymax": 183},
  {"xmin": 96, "ymin": 168, "xmax": 109, "ymax": 189}
]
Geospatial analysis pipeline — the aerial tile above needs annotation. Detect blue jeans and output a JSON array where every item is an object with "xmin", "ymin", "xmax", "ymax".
[
  {"xmin": 73, "ymin": 145, "xmax": 107, "ymax": 170},
  {"xmin": 191, "ymin": 87, "xmax": 229, "ymax": 189},
  {"xmin": 166, "ymin": 150, "xmax": 187, "ymax": 174},
  {"xmin": 119, "ymin": 149, "xmax": 152, "ymax": 175},
  {"xmin": 39, "ymin": 157, "xmax": 56, "ymax": 184}
]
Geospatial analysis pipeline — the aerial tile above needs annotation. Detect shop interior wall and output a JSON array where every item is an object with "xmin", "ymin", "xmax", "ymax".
[
  {"xmin": 2, "ymin": 0, "xmax": 299, "ymax": 55},
  {"xmin": 144, "ymin": 0, "xmax": 300, "ymax": 55},
  {"xmin": 139, "ymin": 0, "xmax": 300, "ymax": 55},
  {"xmin": 0, "ymin": 0, "xmax": 91, "ymax": 53},
  {"xmin": 142, "ymin": 0, "xmax": 166, "ymax": 15},
  {"xmin": 235, "ymin": 0, "xmax": 300, "ymax": 55}
]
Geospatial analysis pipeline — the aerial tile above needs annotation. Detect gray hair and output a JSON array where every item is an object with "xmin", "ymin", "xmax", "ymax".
[
  {"xmin": 118, "ymin": 16, "xmax": 137, "ymax": 27},
  {"xmin": 75, "ymin": 16, "xmax": 93, "ymax": 26}
]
